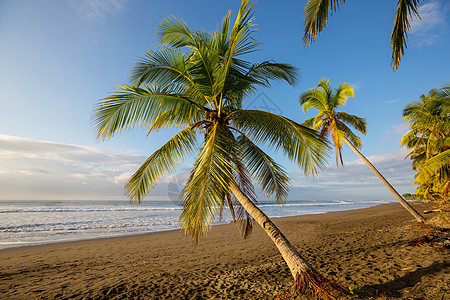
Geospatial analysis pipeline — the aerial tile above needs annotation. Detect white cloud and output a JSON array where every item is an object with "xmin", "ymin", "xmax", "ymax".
[
  {"xmin": 112, "ymin": 172, "xmax": 134, "ymax": 185},
  {"xmin": 409, "ymin": 1, "xmax": 447, "ymax": 46},
  {"xmin": 290, "ymin": 148, "xmax": 416, "ymax": 200},
  {"xmin": 67, "ymin": 0, "xmax": 126, "ymax": 20},
  {"xmin": 0, "ymin": 135, "xmax": 419, "ymax": 202},
  {"xmin": 382, "ymin": 123, "xmax": 410, "ymax": 140},
  {"xmin": 0, "ymin": 135, "xmax": 153, "ymax": 200}
]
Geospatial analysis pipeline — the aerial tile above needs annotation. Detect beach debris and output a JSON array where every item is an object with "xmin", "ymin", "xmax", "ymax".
[
  {"xmin": 408, "ymin": 229, "xmax": 450, "ymax": 250},
  {"xmin": 424, "ymin": 209, "xmax": 443, "ymax": 214}
]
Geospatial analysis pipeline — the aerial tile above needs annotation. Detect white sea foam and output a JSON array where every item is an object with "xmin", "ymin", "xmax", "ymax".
[{"xmin": 0, "ymin": 199, "xmax": 394, "ymax": 250}]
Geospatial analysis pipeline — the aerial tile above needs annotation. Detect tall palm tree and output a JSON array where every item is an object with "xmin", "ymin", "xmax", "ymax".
[
  {"xmin": 93, "ymin": 1, "xmax": 346, "ymax": 298},
  {"xmin": 401, "ymin": 84, "xmax": 450, "ymax": 201},
  {"xmin": 302, "ymin": 0, "xmax": 421, "ymax": 71},
  {"xmin": 300, "ymin": 79, "xmax": 426, "ymax": 222}
]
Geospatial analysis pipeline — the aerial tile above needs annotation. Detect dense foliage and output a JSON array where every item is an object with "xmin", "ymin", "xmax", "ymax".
[{"xmin": 401, "ymin": 83, "xmax": 450, "ymax": 202}]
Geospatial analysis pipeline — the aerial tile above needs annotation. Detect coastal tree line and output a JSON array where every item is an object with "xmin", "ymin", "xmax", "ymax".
[
  {"xmin": 401, "ymin": 84, "xmax": 450, "ymax": 202},
  {"xmin": 93, "ymin": 0, "xmax": 446, "ymax": 298}
]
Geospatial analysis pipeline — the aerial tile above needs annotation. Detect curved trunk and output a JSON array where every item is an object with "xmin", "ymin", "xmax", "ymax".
[
  {"xmin": 343, "ymin": 137, "xmax": 426, "ymax": 223},
  {"xmin": 229, "ymin": 184, "xmax": 346, "ymax": 299}
]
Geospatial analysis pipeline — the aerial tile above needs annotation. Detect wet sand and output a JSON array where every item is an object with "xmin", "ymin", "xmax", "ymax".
[{"xmin": 1, "ymin": 202, "xmax": 448, "ymax": 299}]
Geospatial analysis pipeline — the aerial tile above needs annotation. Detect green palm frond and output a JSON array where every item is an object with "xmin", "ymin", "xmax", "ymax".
[
  {"xmin": 299, "ymin": 89, "xmax": 328, "ymax": 113},
  {"xmin": 302, "ymin": 116, "xmax": 316, "ymax": 129},
  {"xmin": 333, "ymin": 83, "xmax": 354, "ymax": 107},
  {"xmin": 337, "ymin": 121, "xmax": 362, "ymax": 149},
  {"xmin": 400, "ymin": 130, "xmax": 422, "ymax": 148},
  {"xmin": 302, "ymin": 0, "xmax": 422, "ymax": 71},
  {"xmin": 229, "ymin": 142, "xmax": 256, "ymax": 239},
  {"xmin": 230, "ymin": 109, "xmax": 330, "ymax": 174},
  {"xmin": 215, "ymin": 11, "xmax": 232, "ymax": 52},
  {"xmin": 126, "ymin": 127, "xmax": 198, "ymax": 203},
  {"xmin": 247, "ymin": 61, "xmax": 299, "ymax": 86},
  {"xmin": 337, "ymin": 112, "xmax": 367, "ymax": 135},
  {"xmin": 228, "ymin": 0, "xmax": 258, "ymax": 57},
  {"xmin": 238, "ymin": 134, "xmax": 289, "ymax": 203},
  {"xmin": 93, "ymin": 84, "xmax": 205, "ymax": 140},
  {"xmin": 303, "ymin": 0, "xmax": 345, "ymax": 46},
  {"xmin": 147, "ymin": 103, "xmax": 203, "ymax": 134},
  {"xmin": 180, "ymin": 123, "xmax": 236, "ymax": 242},
  {"xmin": 215, "ymin": 0, "xmax": 258, "ymax": 113},
  {"xmin": 187, "ymin": 45, "xmax": 221, "ymax": 103},
  {"xmin": 391, "ymin": 0, "xmax": 420, "ymax": 70},
  {"xmin": 231, "ymin": 141, "xmax": 257, "ymax": 204},
  {"xmin": 417, "ymin": 149, "xmax": 450, "ymax": 183},
  {"xmin": 157, "ymin": 16, "xmax": 196, "ymax": 49},
  {"xmin": 130, "ymin": 48, "xmax": 189, "ymax": 87}
]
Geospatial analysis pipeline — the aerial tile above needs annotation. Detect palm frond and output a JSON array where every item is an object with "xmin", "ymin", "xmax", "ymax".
[
  {"xmin": 130, "ymin": 48, "xmax": 190, "ymax": 87},
  {"xmin": 230, "ymin": 109, "xmax": 330, "ymax": 175},
  {"xmin": 92, "ymin": 84, "xmax": 205, "ymax": 140},
  {"xmin": 301, "ymin": 116, "xmax": 316, "ymax": 129},
  {"xmin": 417, "ymin": 149, "xmax": 450, "ymax": 183},
  {"xmin": 333, "ymin": 82, "xmax": 354, "ymax": 107},
  {"xmin": 125, "ymin": 127, "xmax": 198, "ymax": 203},
  {"xmin": 216, "ymin": 0, "xmax": 258, "ymax": 112},
  {"xmin": 228, "ymin": 0, "xmax": 258, "ymax": 57},
  {"xmin": 180, "ymin": 123, "xmax": 236, "ymax": 242},
  {"xmin": 247, "ymin": 61, "xmax": 299, "ymax": 86},
  {"xmin": 337, "ymin": 111, "xmax": 367, "ymax": 135},
  {"xmin": 438, "ymin": 82, "xmax": 450, "ymax": 99},
  {"xmin": 214, "ymin": 10, "xmax": 232, "ymax": 54},
  {"xmin": 299, "ymin": 88, "xmax": 329, "ymax": 113},
  {"xmin": 391, "ymin": 0, "xmax": 420, "ymax": 70},
  {"xmin": 229, "ymin": 140, "xmax": 256, "ymax": 238},
  {"xmin": 238, "ymin": 134, "xmax": 289, "ymax": 203},
  {"xmin": 147, "ymin": 103, "xmax": 203, "ymax": 133},
  {"xmin": 337, "ymin": 121, "xmax": 362, "ymax": 149},
  {"xmin": 157, "ymin": 16, "xmax": 195, "ymax": 48},
  {"xmin": 303, "ymin": 0, "xmax": 345, "ymax": 46}
]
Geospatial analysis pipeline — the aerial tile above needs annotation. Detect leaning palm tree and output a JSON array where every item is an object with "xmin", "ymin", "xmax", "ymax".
[
  {"xmin": 302, "ymin": 0, "xmax": 422, "ymax": 71},
  {"xmin": 300, "ymin": 79, "xmax": 426, "ymax": 222},
  {"xmin": 93, "ymin": 1, "xmax": 346, "ymax": 298}
]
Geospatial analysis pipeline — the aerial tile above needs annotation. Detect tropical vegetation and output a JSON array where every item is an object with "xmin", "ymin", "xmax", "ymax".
[
  {"xmin": 401, "ymin": 83, "xmax": 450, "ymax": 202},
  {"xmin": 299, "ymin": 78, "xmax": 426, "ymax": 222},
  {"xmin": 302, "ymin": 0, "xmax": 422, "ymax": 71},
  {"xmin": 93, "ymin": 1, "xmax": 346, "ymax": 298}
]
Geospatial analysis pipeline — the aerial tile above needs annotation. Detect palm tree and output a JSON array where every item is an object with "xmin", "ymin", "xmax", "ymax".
[
  {"xmin": 93, "ymin": 1, "xmax": 346, "ymax": 298},
  {"xmin": 401, "ymin": 84, "xmax": 450, "ymax": 201},
  {"xmin": 300, "ymin": 79, "xmax": 426, "ymax": 222},
  {"xmin": 302, "ymin": 0, "xmax": 422, "ymax": 71}
]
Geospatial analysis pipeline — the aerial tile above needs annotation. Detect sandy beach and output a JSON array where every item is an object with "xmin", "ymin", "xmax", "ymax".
[{"xmin": 1, "ymin": 202, "xmax": 448, "ymax": 299}]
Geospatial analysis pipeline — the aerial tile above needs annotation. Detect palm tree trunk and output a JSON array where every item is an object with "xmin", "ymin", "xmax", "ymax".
[
  {"xmin": 342, "ymin": 137, "xmax": 426, "ymax": 223},
  {"xmin": 229, "ymin": 184, "xmax": 346, "ymax": 299}
]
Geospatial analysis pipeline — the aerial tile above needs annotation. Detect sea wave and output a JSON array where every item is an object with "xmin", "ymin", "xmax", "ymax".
[
  {"xmin": 0, "ymin": 219, "xmax": 180, "ymax": 232},
  {"xmin": 0, "ymin": 206, "xmax": 183, "ymax": 213}
]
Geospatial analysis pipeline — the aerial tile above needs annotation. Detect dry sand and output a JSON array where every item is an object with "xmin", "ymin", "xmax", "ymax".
[{"xmin": 1, "ymin": 202, "xmax": 448, "ymax": 299}]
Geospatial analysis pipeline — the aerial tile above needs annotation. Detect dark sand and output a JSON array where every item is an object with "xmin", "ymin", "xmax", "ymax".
[{"xmin": 1, "ymin": 202, "xmax": 448, "ymax": 299}]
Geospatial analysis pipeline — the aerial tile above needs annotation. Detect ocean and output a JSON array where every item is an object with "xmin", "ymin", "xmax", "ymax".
[{"xmin": 0, "ymin": 199, "xmax": 393, "ymax": 250}]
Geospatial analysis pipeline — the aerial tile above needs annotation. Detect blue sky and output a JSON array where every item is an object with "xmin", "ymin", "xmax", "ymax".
[{"xmin": 0, "ymin": 0, "xmax": 448, "ymax": 201}]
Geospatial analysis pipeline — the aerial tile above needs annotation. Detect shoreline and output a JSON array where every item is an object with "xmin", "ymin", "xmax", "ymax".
[
  {"xmin": 1, "ymin": 201, "xmax": 448, "ymax": 299},
  {"xmin": 0, "ymin": 200, "xmax": 397, "ymax": 252}
]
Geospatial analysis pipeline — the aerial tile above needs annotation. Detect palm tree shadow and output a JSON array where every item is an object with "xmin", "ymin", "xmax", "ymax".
[{"xmin": 363, "ymin": 261, "xmax": 450, "ymax": 297}]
